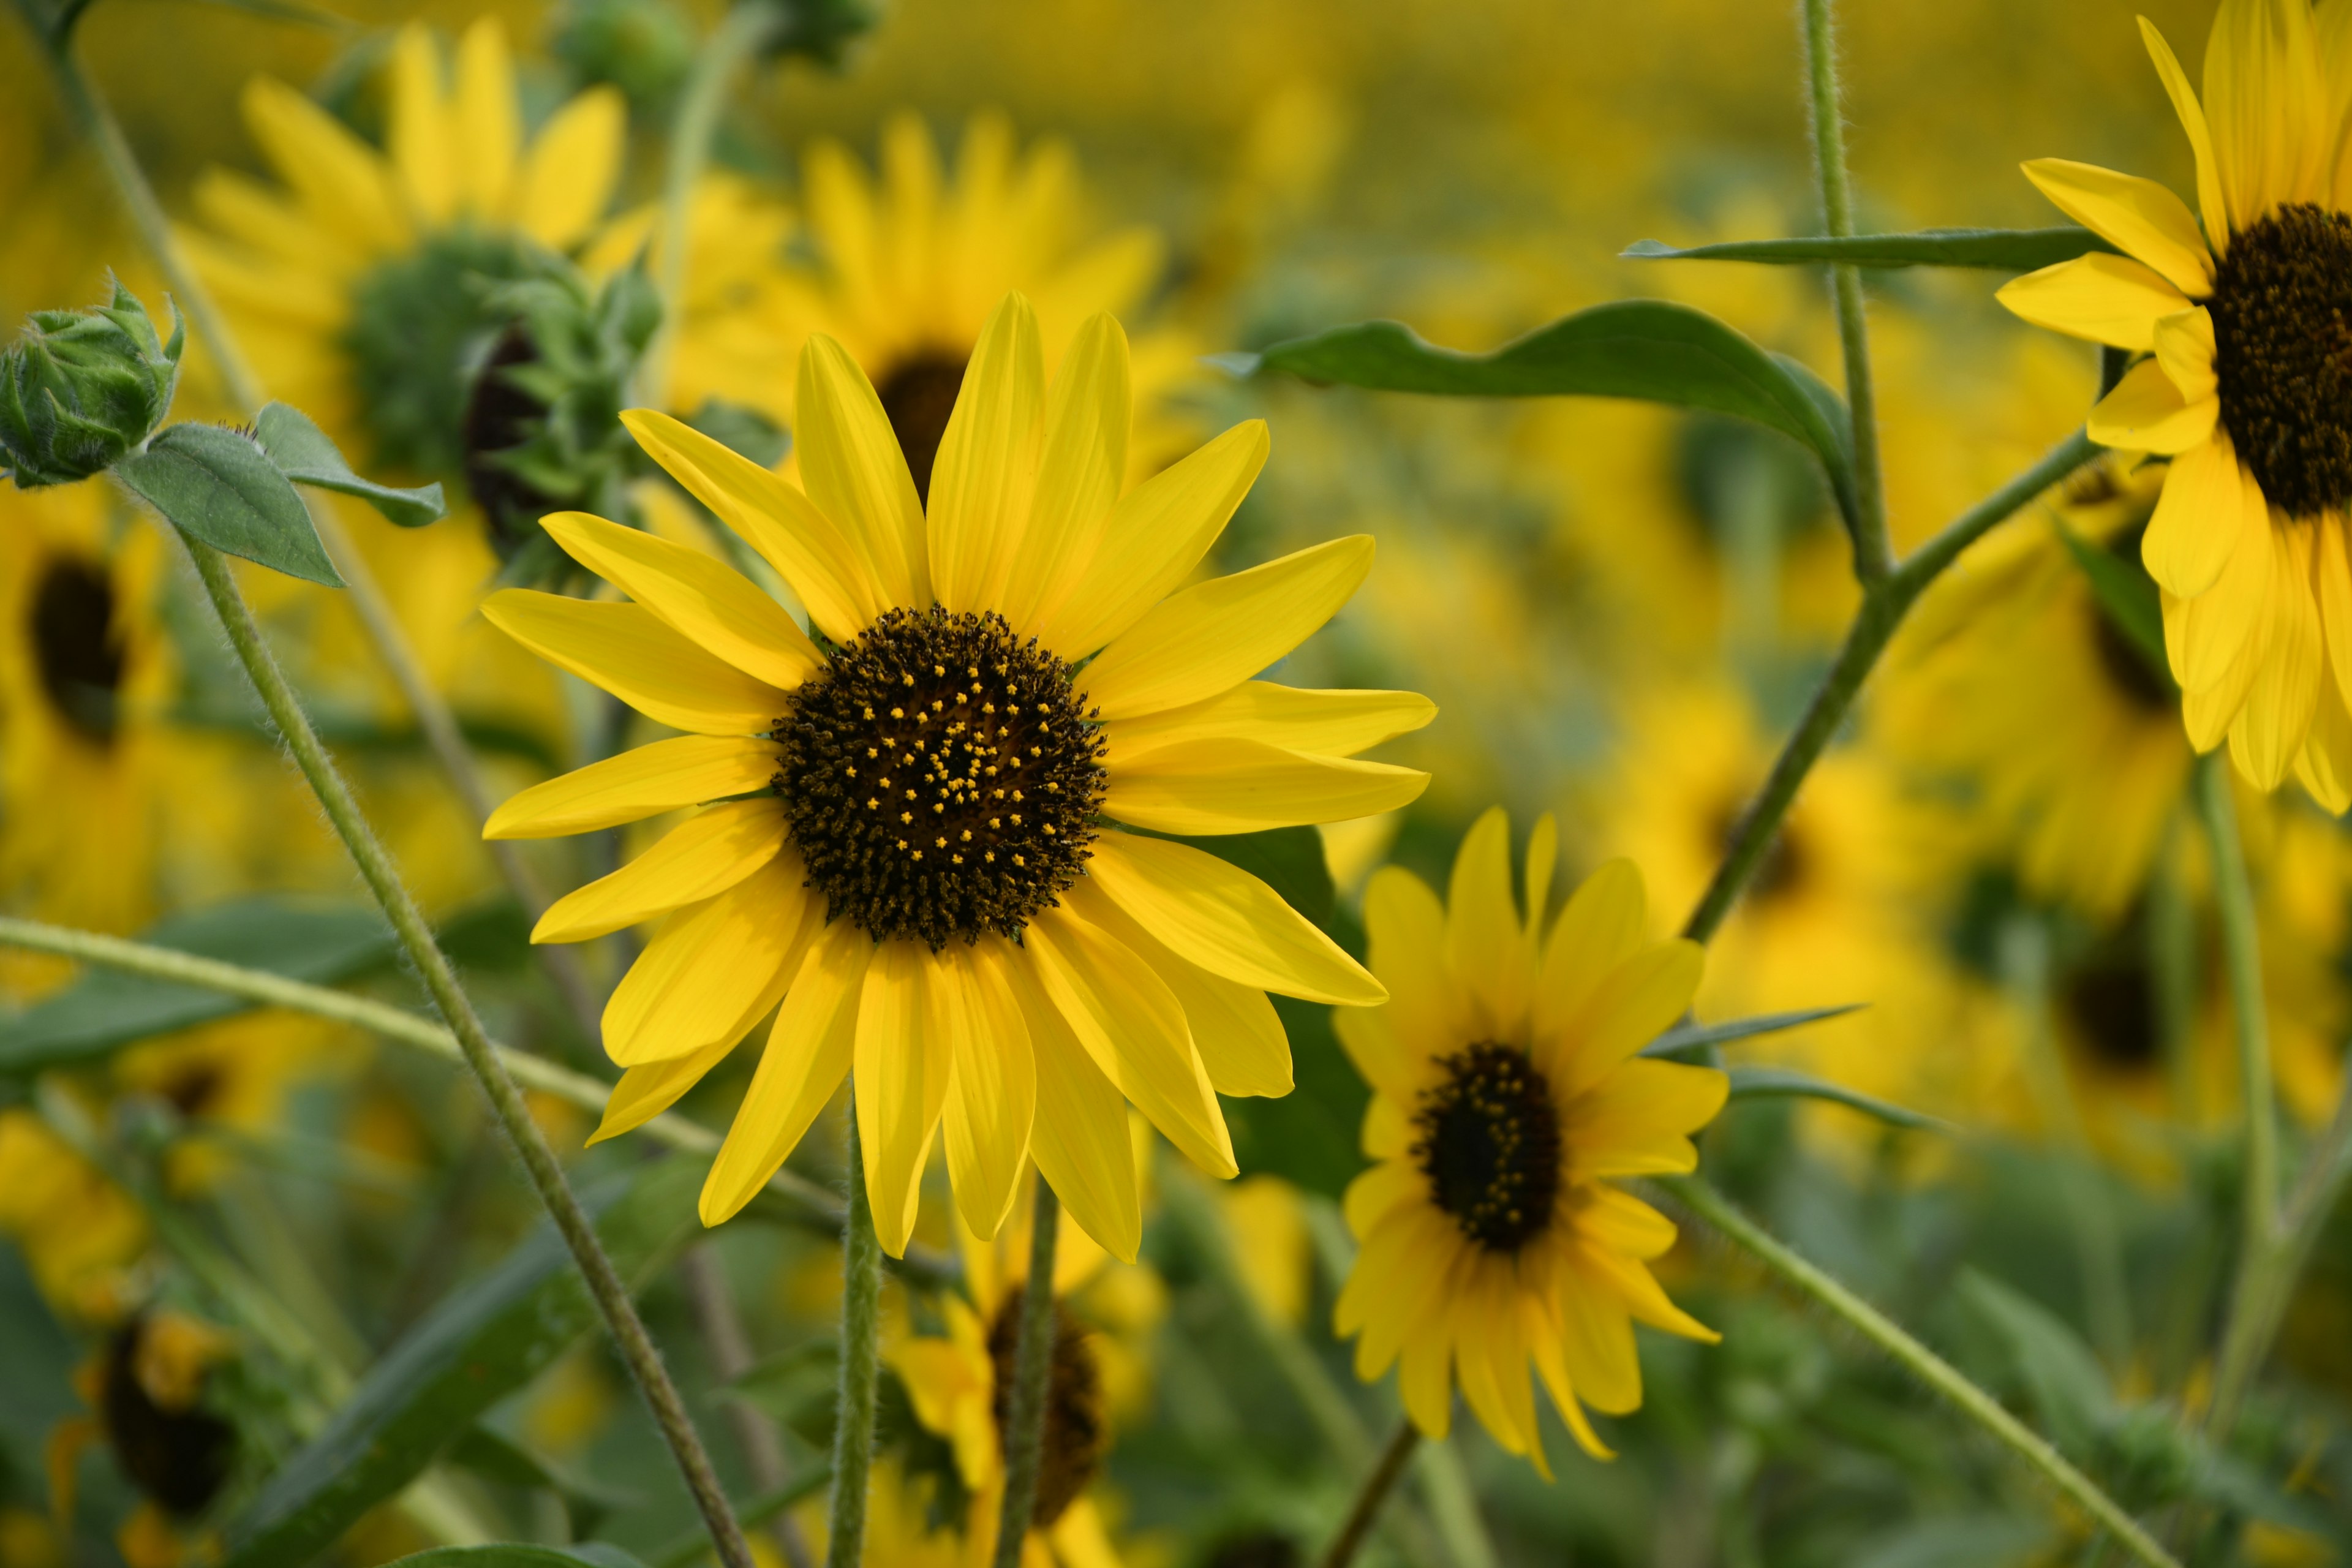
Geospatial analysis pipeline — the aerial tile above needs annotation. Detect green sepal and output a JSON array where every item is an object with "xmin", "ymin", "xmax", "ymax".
[
  {"xmin": 115, "ymin": 421, "xmax": 344, "ymax": 586},
  {"xmin": 1623, "ymin": 227, "xmax": 2117, "ymax": 273},
  {"xmin": 253, "ymin": 401, "xmax": 447, "ymax": 527},
  {"xmin": 0, "ymin": 279, "xmax": 183, "ymax": 487}
]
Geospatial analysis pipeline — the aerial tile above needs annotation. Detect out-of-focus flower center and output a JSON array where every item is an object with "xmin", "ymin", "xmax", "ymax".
[
  {"xmin": 875, "ymin": 347, "xmax": 970, "ymax": 503},
  {"xmin": 2062, "ymin": 949, "xmax": 2160, "ymax": 1072},
  {"xmin": 30, "ymin": 557, "xmax": 124, "ymax": 745},
  {"xmin": 100, "ymin": 1317, "xmax": 236, "ymax": 1518},
  {"xmin": 2209, "ymin": 203, "xmax": 2352, "ymax": 519},
  {"xmin": 1412, "ymin": 1041, "xmax": 1562, "ymax": 1253},
  {"xmin": 1713, "ymin": 796, "xmax": 1808, "ymax": 906},
  {"xmin": 986, "ymin": 1295, "xmax": 1106, "ymax": 1529},
  {"xmin": 775, "ymin": 606, "xmax": 1106, "ymax": 948}
]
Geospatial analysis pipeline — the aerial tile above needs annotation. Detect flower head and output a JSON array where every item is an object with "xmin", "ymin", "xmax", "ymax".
[{"xmin": 0, "ymin": 281, "xmax": 181, "ymax": 489}]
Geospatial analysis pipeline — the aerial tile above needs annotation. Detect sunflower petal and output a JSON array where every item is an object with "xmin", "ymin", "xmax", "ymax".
[
  {"xmin": 854, "ymin": 940, "xmax": 951, "ymax": 1257},
  {"xmin": 2154, "ymin": 307, "xmax": 2221, "ymax": 403},
  {"xmin": 2141, "ymin": 17, "xmax": 2232, "ymax": 244},
  {"xmin": 590, "ymin": 1033, "xmax": 741, "ymax": 1148},
  {"xmin": 1532, "ymin": 860, "xmax": 1650, "ymax": 1075},
  {"xmin": 539, "ymin": 511, "xmax": 820, "ymax": 689},
  {"xmin": 1062, "ymin": 878, "xmax": 1291, "ymax": 1098},
  {"xmin": 2144, "ymin": 432, "xmax": 2249, "ymax": 598},
  {"xmin": 1007, "ymin": 951, "xmax": 1142, "ymax": 1262},
  {"xmin": 1360, "ymin": 865, "xmax": 1473, "ymax": 1084},
  {"xmin": 2228, "ymin": 521, "xmax": 2324, "ymax": 788},
  {"xmin": 2173, "ymin": 465, "xmax": 2277, "ymax": 695},
  {"xmin": 451, "ymin": 19, "xmax": 519, "ymax": 219},
  {"xmin": 1104, "ymin": 682, "xmax": 1435, "ymax": 763},
  {"xmin": 2022, "ymin": 159, "xmax": 2213, "ymax": 294},
  {"xmin": 1564, "ymin": 1061, "xmax": 1728, "ymax": 1177},
  {"xmin": 1556, "ymin": 1280, "xmax": 1640, "ymax": 1417},
  {"xmin": 603, "ymin": 857, "xmax": 816, "ymax": 1066},
  {"xmin": 387, "ymin": 26, "xmax": 454, "ymax": 226},
  {"xmin": 241, "ymin": 77, "xmax": 408, "ymax": 254},
  {"xmin": 512, "ymin": 86, "xmax": 624, "ymax": 249},
  {"xmin": 930, "ymin": 294, "xmax": 1044, "ymax": 615},
  {"xmin": 2086, "ymin": 356, "xmax": 2220, "ymax": 455},
  {"xmin": 1996, "ymin": 252, "xmax": 2191, "ymax": 352},
  {"xmin": 482, "ymin": 590, "xmax": 792, "ymax": 735},
  {"xmin": 797, "ymin": 334, "xmax": 930, "ymax": 610},
  {"xmin": 1445, "ymin": 806, "xmax": 1529, "ymax": 1039},
  {"xmin": 533, "ymin": 797, "xmax": 788, "ymax": 943},
  {"xmin": 1554, "ymin": 942, "xmax": 1706, "ymax": 1099},
  {"xmin": 938, "ymin": 940, "xmax": 1036, "ymax": 1238},
  {"xmin": 2204, "ymin": 0, "xmax": 2326, "ymax": 231},
  {"xmin": 1103, "ymin": 737, "xmax": 1429, "ymax": 835},
  {"xmin": 2318, "ymin": 516, "xmax": 2352, "ymax": 720},
  {"xmin": 1003, "ymin": 312, "xmax": 1130, "ymax": 633},
  {"xmin": 484, "ymin": 734, "xmax": 780, "ymax": 839}
]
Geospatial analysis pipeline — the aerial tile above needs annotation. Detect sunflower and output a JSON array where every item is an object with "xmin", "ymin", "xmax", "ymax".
[
  {"xmin": 113, "ymin": 1011, "xmax": 341, "ymax": 1195},
  {"xmin": 485, "ymin": 292, "xmax": 1433, "ymax": 1256},
  {"xmin": 1888, "ymin": 459, "xmax": 2193, "ymax": 921},
  {"xmin": 1996, "ymin": 0, "xmax": 2352, "ymax": 803},
  {"xmin": 1332, "ymin": 809, "xmax": 1725, "ymax": 1471},
  {"xmin": 0, "ymin": 1110, "xmax": 146, "ymax": 1321},
  {"xmin": 48, "ymin": 1311, "xmax": 237, "ymax": 1568}
]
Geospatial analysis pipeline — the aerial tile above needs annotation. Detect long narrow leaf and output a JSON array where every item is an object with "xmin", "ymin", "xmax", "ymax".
[
  {"xmin": 1643, "ymin": 1003, "xmax": 1864, "ymax": 1058},
  {"xmin": 1726, "ymin": 1066, "xmax": 1953, "ymax": 1133},
  {"xmin": 1623, "ymin": 228, "xmax": 2116, "ymax": 272}
]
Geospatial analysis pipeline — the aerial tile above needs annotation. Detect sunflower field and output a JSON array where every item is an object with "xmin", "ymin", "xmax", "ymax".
[{"xmin": 4, "ymin": 0, "xmax": 2352, "ymax": 1564}]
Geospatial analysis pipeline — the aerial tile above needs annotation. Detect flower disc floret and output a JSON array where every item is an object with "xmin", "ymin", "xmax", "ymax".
[
  {"xmin": 2209, "ymin": 203, "xmax": 2352, "ymax": 520},
  {"xmin": 775, "ymin": 605, "xmax": 1107, "ymax": 949},
  {"xmin": 1412, "ymin": 1041, "xmax": 1564, "ymax": 1254}
]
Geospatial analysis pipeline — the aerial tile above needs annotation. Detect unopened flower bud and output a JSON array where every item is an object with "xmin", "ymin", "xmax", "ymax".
[{"xmin": 0, "ymin": 280, "xmax": 183, "ymax": 488}]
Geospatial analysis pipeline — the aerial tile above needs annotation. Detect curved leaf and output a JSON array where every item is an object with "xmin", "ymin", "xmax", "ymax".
[
  {"xmin": 1240, "ymin": 302, "xmax": 1859, "ymax": 529},
  {"xmin": 254, "ymin": 402, "xmax": 446, "ymax": 527},
  {"xmin": 1643, "ymin": 1003, "xmax": 1864, "ymax": 1060},
  {"xmin": 1624, "ymin": 227, "xmax": 2117, "ymax": 273},
  {"xmin": 116, "ymin": 421, "xmax": 343, "ymax": 584},
  {"xmin": 1726, "ymin": 1065, "xmax": 1953, "ymax": 1133}
]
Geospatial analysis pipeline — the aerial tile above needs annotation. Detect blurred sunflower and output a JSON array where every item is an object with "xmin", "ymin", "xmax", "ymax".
[
  {"xmin": 49, "ymin": 1310, "xmax": 237, "ymax": 1568},
  {"xmin": 486, "ymin": 294, "xmax": 1431, "ymax": 1255},
  {"xmin": 1888, "ymin": 459, "xmax": 2192, "ymax": 921},
  {"xmin": 113, "ymin": 1011, "xmax": 341, "ymax": 1194},
  {"xmin": 1333, "ymin": 810, "xmax": 1725, "ymax": 1470},
  {"xmin": 1996, "ymin": 0, "xmax": 2352, "ymax": 801},
  {"xmin": 0, "ymin": 1110, "xmax": 146, "ymax": 1321}
]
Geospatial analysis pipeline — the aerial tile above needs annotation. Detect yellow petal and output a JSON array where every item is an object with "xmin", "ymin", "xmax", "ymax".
[
  {"xmin": 1444, "ymin": 806, "xmax": 1529, "ymax": 1040},
  {"xmin": 533, "ymin": 797, "xmax": 789, "ymax": 943},
  {"xmin": 2204, "ymin": 0, "xmax": 2326, "ymax": 230},
  {"xmin": 452, "ymin": 18, "xmax": 519, "ymax": 219},
  {"xmin": 241, "ymin": 77, "xmax": 408, "ymax": 255},
  {"xmin": 1524, "ymin": 814, "xmax": 1559, "ymax": 947},
  {"xmin": 1997, "ymin": 252, "xmax": 2190, "ymax": 351},
  {"xmin": 2141, "ymin": 17, "xmax": 2232, "ymax": 244},
  {"xmin": 481, "ymin": 589, "xmax": 793, "ymax": 735},
  {"xmin": 1025, "ymin": 906, "xmax": 1237, "ymax": 1178},
  {"xmin": 699, "ymin": 924, "xmax": 870, "ymax": 1224},
  {"xmin": 1555, "ymin": 1280, "xmax": 1640, "ymax": 1417},
  {"xmin": 1580, "ymin": 1243, "xmax": 1718, "ymax": 1344},
  {"xmin": 1363, "ymin": 864, "xmax": 1472, "ymax": 1069},
  {"xmin": 2144, "ymin": 432, "xmax": 2248, "ymax": 597},
  {"xmin": 2293, "ymin": 672, "xmax": 2352, "ymax": 812},
  {"xmin": 621, "ymin": 409, "xmax": 889, "ymax": 644},
  {"xmin": 1526, "ymin": 1294, "xmax": 1614, "ymax": 1461},
  {"xmin": 513, "ymin": 86, "xmax": 625, "ymax": 249},
  {"xmin": 1033, "ymin": 421, "xmax": 1271, "ymax": 660},
  {"xmin": 1084, "ymin": 537, "xmax": 1377, "ymax": 720},
  {"xmin": 1341, "ymin": 1159, "xmax": 1423, "ymax": 1242},
  {"xmin": 2228, "ymin": 522, "xmax": 2324, "ymax": 788},
  {"xmin": 797, "ymin": 334, "xmax": 930, "ymax": 609},
  {"xmin": 1103, "ymin": 737, "xmax": 1430, "ymax": 835},
  {"xmin": 1564, "ymin": 1060, "xmax": 1729, "ymax": 1177},
  {"xmin": 1452, "ymin": 1270, "xmax": 1529, "ymax": 1457},
  {"xmin": 1082, "ymin": 831, "xmax": 1384, "ymax": 1006},
  {"xmin": 1062, "ymin": 878, "xmax": 1291, "ymax": 1099},
  {"xmin": 1002, "ymin": 313, "xmax": 1130, "ymax": 633},
  {"xmin": 484, "ymin": 734, "xmax": 780, "ymax": 839},
  {"xmin": 602, "ymin": 856, "xmax": 815, "ymax": 1066},
  {"xmin": 2173, "ymin": 465, "xmax": 2277, "ymax": 694},
  {"xmin": 589, "ymin": 1033, "xmax": 740, "ymax": 1147},
  {"xmin": 929, "ymin": 294, "xmax": 1044, "ymax": 616},
  {"xmin": 1553, "ymin": 942, "xmax": 1705, "ymax": 1099},
  {"xmin": 1006, "ymin": 951, "xmax": 1142, "ymax": 1262},
  {"xmin": 2316, "ymin": 516, "xmax": 2352, "ymax": 724},
  {"xmin": 539, "ymin": 510, "xmax": 820, "ymax": 689},
  {"xmin": 854, "ymin": 941, "xmax": 951, "ymax": 1257},
  {"xmin": 2323, "ymin": 0, "xmax": 2352, "ymax": 204},
  {"xmin": 938, "ymin": 940, "xmax": 1036, "ymax": 1239},
  {"xmin": 1532, "ymin": 863, "xmax": 1660, "ymax": 1101},
  {"xmin": 1105, "ymin": 682, "xmax": 1437, "ymax": 763},
  {"xmin": 190, "ymin": 167, "xmax": 354, "ymax": 271},
  {"xmin": 1571, "ymin": 1185, "xmax": 1681, "ymax": 1261},
  {"xmin": 2086, "ymin": 357, "xmax": 2220, "ymax": 455},
  {"xmin": 2021, "ymin": 159, "xmax": 2213, "ymax": 295},
  {"xmin": 2154, "ymin": 306, "xmax": 2220, "ymax": 404},
  {"xmin": 387, "ymin": 26, "xmax": 454, "ymax": 227}
]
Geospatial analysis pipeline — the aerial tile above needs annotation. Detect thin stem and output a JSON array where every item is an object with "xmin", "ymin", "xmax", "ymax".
[
  {"xmin": 2147, "ymin": 817, "xmax": 2199, "ymax": 1124},
  {"xmin": 826, "ymin": 1090, "xmax": 884, "ymax": 1568},
  {"xmin": 990, "ymin": 1181, "xmax": 1062, "ymax": 1568},
  {"xmin": 173, "ymin": 533, "xmax": 754, "ymax": 1568},
  {"xmin": 1798, "ymin": 0, "xmax": 1891, "ymax": 582},
  {"xmin": 656, "ymin": 1469, "xmax": 834, "ymax": 1568},
  {"xmin": 1682, "ymin": 426, "xmax": 2097, "ymax": 941},
  {"xmin": 1665, "ymin": 1176, "xmax": 2180, "ymax": 1568},
  {"xmin": 1321, "ymin": 1419, "xmax": 1422, "ymax": 1568},
  {"xmin": 681, "ymin": 1245, "xmax": 820, "ymax": 1568}
]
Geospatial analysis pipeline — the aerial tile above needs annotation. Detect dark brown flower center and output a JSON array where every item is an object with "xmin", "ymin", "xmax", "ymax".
[
  {"xmin": 875, "ymin": 348, "xmax": 970, "ymax": 504},
  {"xmin": 2209, "ymin": 203, "xmax": 2352, "ymax": 519},
  {"xmin": 775, "ymin": 607, "xmax": 1105, "ymax": 948},
  {"xmin": 1713, "ymin": 794, "xmax": 1807, "ymax": 906},
  {"xmin": 1412, "ymin": 1041, "xmax": 1562, "ymax": 1253},
  {"xmin": 2061, "ymin": 949, "xmax": 2160, "ymax": 1073},
  {"xmin": 986, "ymin": 1296, "xmax": 1106, "ymax": 1530},
  {"xmin": 101, "ymin": 1318, "xmax": 235, "ymax": 1518},
  {"xmin": 31, "ymin": 556, "xmax": 125, "ymax": 744}
]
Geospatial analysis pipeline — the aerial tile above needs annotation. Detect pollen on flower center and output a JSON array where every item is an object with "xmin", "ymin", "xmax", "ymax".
[
  {"xmin": 31, "ymin": 557, "xmax": 125, "ymax": 744},
  {"xmin": 2209, "ymin": 203, "xmax": 2352, "ymax": 519},
  {"xmin": 1412, "ymin": 1042, "xmax": 1564, "ymax": 1253},
  {"xmin": 774, "ymin": 606, "xmax": 1106, "ymax": 949},
  {"xmin": 986, "ymin": 1296, "xmax": 1107, "ymax": 1529},
  {"xmin": 875, "ymin": 348, "xmax": 970, "ymax": 503}
]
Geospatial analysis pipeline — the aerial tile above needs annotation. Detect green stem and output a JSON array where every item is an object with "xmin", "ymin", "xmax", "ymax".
[
  {"xmin": 990, "ymin": 1180, "xmax": 1061, "ymax": 1568},
  {"xmin": 681, "ymin": 1244, "xmax": 820, "ymax": 1568},
  {"xmin": 826, "ymin": 1090, "xmax": 884, "ymax": 1568},
  {"xmin": 1320, "ymin": 1419, "xmax": 1422, "ymax": 1568},
  {"xmin": 1799, "ymin": 0, "xmax": 1891, "ymax": 582},
  {"xmin": 1682, "ymin": 426, "xmax": 2097, "ymax": 941},
  {"xmin": 2147, "ymin": 816, "xmax": 2200, "ymax": 1124},
  {"xmin": 1665, "ymin": 1176, "xmax": 2180, "ymax": 1568},
  {"xmin": 173, "ymin": 534, "xmax": 755, "ymax": 1568},
  {"xmin": 657, "ymin": 1469, "xmax": 835, "ymax": 1568}
]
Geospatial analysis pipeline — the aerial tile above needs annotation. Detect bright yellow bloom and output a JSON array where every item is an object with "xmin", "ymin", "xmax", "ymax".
[
  {"xmin": 1997, "ymin": 0, "xmax": 2352, "ymax": 802},
  {"xmin": 485, "ymin": 292, "xmax": 1433, "ymax": 1257},
  {"xmin": 1333, "ymin": 809, "xmax": 1725, "ymax": 1471}
]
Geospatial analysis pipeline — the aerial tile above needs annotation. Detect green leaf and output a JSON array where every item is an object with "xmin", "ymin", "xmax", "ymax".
[
  {"xmin": 253, "ymin": 402, "xmax": 446, "ymax": 527},
  {"xmin": 1849, "ymin": 1514, "xmax": 2052, "ymax": 1568},
  {"xmin": 2054, "ymin": 520, "xmax": 2173, "ymax": 693},
  {"xmin": 1223, "ymin": 994, "xmax": 1367, "ymax": 1198},
  {"xmin": 115, "ymin": 422, "xmax": 344, "ymax": 584},
  {"xmin": 443, "ymin": 1426, "xmax": 638, "ymax": 1534},
  {"xmin": 1643, "ymin": 1004, "xmax": 1864, "ymax": 1058},
  {"xmin": 1237, "ymin": 302, "xmax": 1860, "ymax": 530},
  {"xmin": 1725, "ymin": 1066, "xmax": 1952, "ymax": 1133},
  {"xmin": 1956, "ymin": 1270, "xmax": 2116, "ymax": 1460},
  {"xmin": 0, "ymin": 898, "xmax": 398, "ymax": 1076},
  {"xmin": 1623, "ymin": 227, "xmax": 2117, "ymax": 273},
  {"xmin": 1162, "ymin": 826, "xmax": 1336, "ymax": 932},
  {"xmin": 219, "ymin": 1156, "xmax": 703, "ymax": 1568},
  {"xmin": 379, "ymin": 1548, "xmax": 647, "ymax": 1568}
]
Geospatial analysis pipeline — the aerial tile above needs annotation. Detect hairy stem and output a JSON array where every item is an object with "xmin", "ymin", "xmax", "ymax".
[
  {"xmin": 1321, "ymin": 1419, "xmax": 1423, "ymax": 1568},
  {"xmin": 174, "ymin": 534, "xmax": 754, "ymax": 1568},
  {"xmin": 826, "ymin": 1091, "xmax": 884, "ymax": 1568},
  {"xmin": 991, "ymin": 1182, "xmax": 1062, "ymax": 1568},
  {"xmin": 1667, "ymin": 1176, "xmax": 2180, "ymax": 1568}
]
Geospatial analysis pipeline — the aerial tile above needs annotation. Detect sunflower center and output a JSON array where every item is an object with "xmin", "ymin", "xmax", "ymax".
[
  {"xmin": 1713, "ymin": 796, "xmax": 1807, "ymax": 906},
  {"xmin": 986, "ymin": 1297, "xmax": 1107, "ymax": 1530},
  {"xmin": 2209, "ymin": 203, "xmax": 2352, "ymax": 519},
  {"xmin": 775, "ymin": 606, "xmax": 1105, "ymax": 948},
  {"xmin": 102, "ymin": 1319, "xmax": 235, "ymax": 1518},
  {"xmin": 876, "ymin": 349, "xmax": 970, "ymax": 504},
  {"xmin": 31, "ymin": 557, "xmax": 125, "ymax": 744},
  {"xmin": 1412, "ymin": 1041, "xmax": 1562, "ymax": 1254},
  {"xmin": 460, "ymin": 319, "xmax": 554, "ymax": 559},
  {"xmin": 2062, "ymin": 951, "xmax": 2159, "ymax": 1072},
  {"xmin": 342, "ymin": 227, "xmax": 548, "ymax": 478}
]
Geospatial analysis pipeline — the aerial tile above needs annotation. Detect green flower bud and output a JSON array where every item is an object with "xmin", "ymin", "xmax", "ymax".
[
  {"xmin": 0, "ymin": 279, "xmax": 183, "ymax": 488},
  {"xmin": 762, "ymin": 0, "xmax": 883, "ymax": 68},
  {"xmin": 552, "ymin": 0, "xmax": 698, "ymax": 115}
]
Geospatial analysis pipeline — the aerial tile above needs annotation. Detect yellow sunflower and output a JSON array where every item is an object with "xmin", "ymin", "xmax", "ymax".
[
  {"xmin": 484, "ymin": 292, "xmax": 1433, "ymax": 1256},
  {"xmin": 0, "ymin": 1110, "xmax": 146, "ymax": 1321},
  {"xmin": 1996, "ymin": 0, "xmax": 2352, "ymax": 802},
  {"xmin": 1333, "ymin": 809, "xmax": 1725, "ymax": 1471},
  {"xmin": 1888, "ymin": 459, "xmax": 2193, "ymax": 921},
  {"xmin": 113, "ymin": 1011, "xmax": 342, "ymax": 1195}
]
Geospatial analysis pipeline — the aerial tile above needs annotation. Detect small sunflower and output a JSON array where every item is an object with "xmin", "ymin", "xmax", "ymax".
[
  {"xmin": 0, "ymin": 1109, "xmax": 146, "ymax": 1321},
  {"xmin": 48, "ymin": 1310, "xmax": 237, "ymax": 1568},
  {"xmin": 1996, "ymin": 0, "xmax": 2352, "ymax": 802},
  {"xmin": 1333, "ymin": 809, "xmax": 1725, "ymax": 1471},
  {"xmin": 486, "ymin": 292, "xmax": 1433, "ymax": 1256},
  {"xmin": 113, "ymin": 1012, "xmax": 341, "ymax": 1195}
]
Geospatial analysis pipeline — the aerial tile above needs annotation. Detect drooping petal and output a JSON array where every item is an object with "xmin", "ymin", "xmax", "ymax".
[
  {"xmin": 1445, "ymin": 806, "xmax": 1530, "ymax": 1039},
  {"xmin": 538, "ymin": 511, "xmax": 820, "ymax": 689},
  {"xmin": 590, "ymin": 1032, "xmax": 740, "ymax": 1147},
  {"xmin": 1084, "ymin": 537, "xmax": 1378, "ymax": 720},
  {"xmin": 1006, "ymin": 951, "xmax": 1142, "ymax": 1262},
  {"xmin": 1103, "ymin": 682, "xmax": 1436, "ymax": 761},
  {"xmin": 1996, "ymin": 253, "xmax": 2192, "ymax": 351},
  {"xmin": 481, "ymin": 590, "xmax": 793, "ymax": 735},
  {"xmin": 937, "ymin": 940, "xmax": 1037, "ymax": 1238},
  {"xmin": 2228, "ymin": 521, "xmax": 2324, "ymax": 788},
  {"xmin": 512, "ymin": 86, "xmax": 624, "ymax": 249},
  {"xmin": 602, "ymin": 856, "xmax": 816, "ymax": 1066},
  {"xmin": 1083, "ymin": 831, "xmax": 1384, "ymax": 1005},
  {"xmin": 1001, "ymin": 313, "xmax": 1130, "ymax": 634},
  {"xmin": 1103, "ymin": 738, "xmax": 1429, "ymax": 836},
  {"xmin": 797, "ymin": 334, "xmax": 931, "ymax": 610},
  {"xmin": 451, "ymin": 19, "xmax": 520, "ymax": 219},
  {"xmin": 1552, "ymin": 942, "xmax": 1706, "ymax": 1099},
  {"xmin": 2144, "ymin": 429, "xmax": 2250, "ymax": 598},
  {"xmin": 854, "ymin": 941, "xmax": 951, "ymax": 1257},
  {"xmin": 2086, "ymin": 357, "xmax": 2220, "ymax": 454},
  {"xmin": 1061, "ymin": 878, "xmax": 1291, "ymax": 1098},
  {"xmin": 1555, "ymin": 1278, "xmax": 1641, "ymax": 1417},
  {"xmin": 484, "ymin": 734, "xmax": 781, "ymax": 839},
  {"xmin": 533, "ymin": 797, "xmax": 789, "ymax": 944},
  {"xmin": 2021, "ymin": 159, "xmax": 2214, "ymax": 294},
  {"xmin": 2141, "ymin": 17, "xmax": 2232, "ymax": 244},
  {"xmin": 929, "ymin": 294, "xmax": 1043, "ymax": 616},
  {"xmin": 1341, "ymin": 1159, "xmax": 1424, "ymax": 1242}
]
